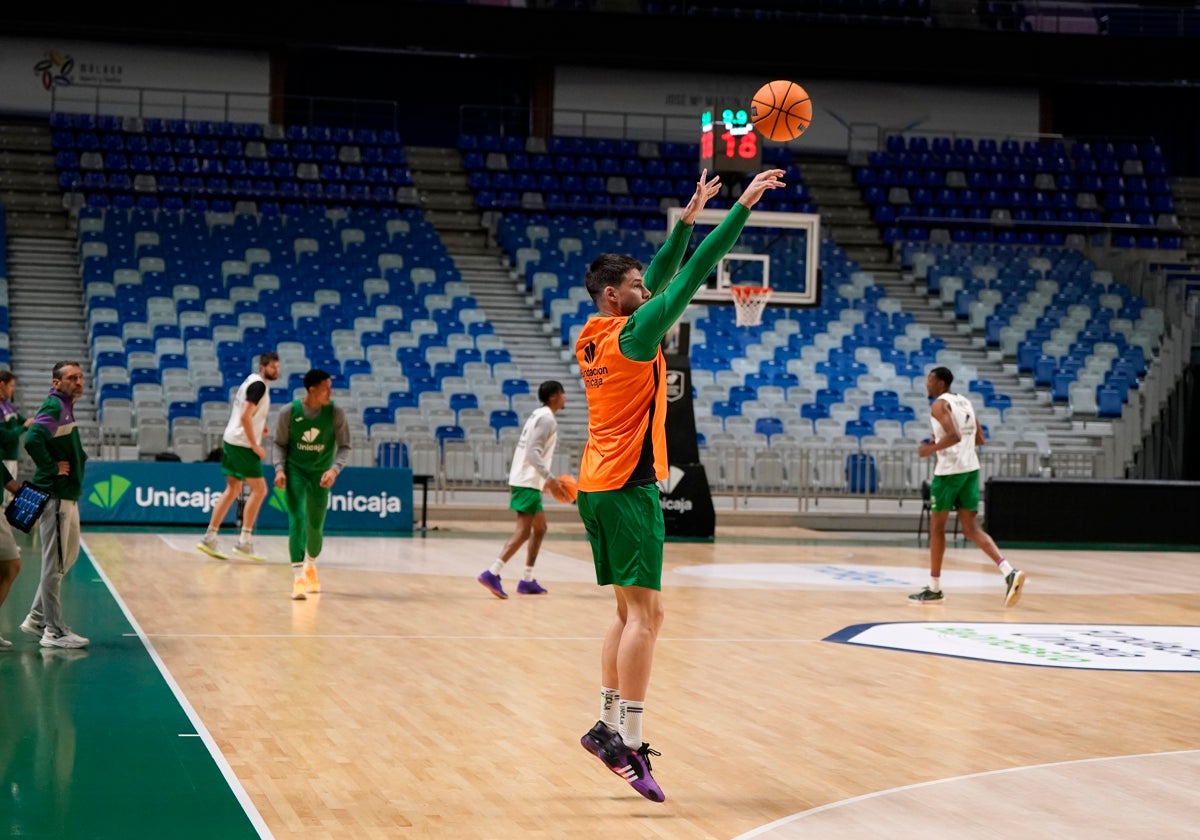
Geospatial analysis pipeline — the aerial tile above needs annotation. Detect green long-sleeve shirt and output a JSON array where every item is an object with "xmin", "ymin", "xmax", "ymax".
[
  {"xmin": 24, "ymin": 392, "xmax": 87, "ymax": 500},
  {"xmin": 619, "ymin": 202, "xmax": 751, "ymax": 361}
]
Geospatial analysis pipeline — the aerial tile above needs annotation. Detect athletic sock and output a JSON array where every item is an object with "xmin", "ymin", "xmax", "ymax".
[
  {"xmin": 929, "ymin": 576, "xmax": 941, "ymax": 592},
  {"xmin": 489, "ymin": 559, "xmax": 505, "ymax": 576},
  {"xmin": 998, "ymin": 559, "xmax": 1014, "ymax": 576},
  {"xmin": 240, "ymin": 528, "xmax": 252, "ymax": 543},
  {"xmin": 304, "ymin": 555, "xmax": 317, "ymax": 570},
  {"xmin": 600, "ymin": 687, "xmax": 620, "ymax": 730},
  {"xmin": 618, "ymin": 700, "xmax": 644, "ymax": 749},
  {"xmin": 205, "ymin": 527, "xmax": 218, "ymax": 540},
  {"xmin": 523, "ymin": 565, "xmax": 535, "ymax": 582},
  {"xmin": 291, "ymin": 563, "xmax": 304, "ymax": 580}
]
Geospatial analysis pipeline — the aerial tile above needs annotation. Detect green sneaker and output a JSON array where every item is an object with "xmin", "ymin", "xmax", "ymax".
[
  {"xmin": 908, "ymin": 587, "xmax": 944, "ymax": 602},
  {"xmin": 1004, "ymin": 570, "xmax": 1026, "ymax": 607}
]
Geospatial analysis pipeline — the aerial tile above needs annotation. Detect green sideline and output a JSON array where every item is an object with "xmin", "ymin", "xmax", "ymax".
[{"xmin": 0, "ymin": 533, "xmax": 269, "ymax": 839}]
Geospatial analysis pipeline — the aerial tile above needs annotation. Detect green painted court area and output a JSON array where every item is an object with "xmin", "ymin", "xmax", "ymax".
[{"xmin": 0, "ymin": 534, "xmax": 265, "ymax": 839}]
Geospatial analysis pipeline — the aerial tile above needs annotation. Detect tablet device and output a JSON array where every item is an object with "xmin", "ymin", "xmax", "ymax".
[{"xmin": 5, "ymin": 481, "xmax": 51, "ymax": 534}]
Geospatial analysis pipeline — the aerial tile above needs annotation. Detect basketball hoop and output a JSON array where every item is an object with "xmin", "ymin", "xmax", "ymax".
[{"xmin": 729, "ymin": 285, "xmax": 772, "ymax": 327}]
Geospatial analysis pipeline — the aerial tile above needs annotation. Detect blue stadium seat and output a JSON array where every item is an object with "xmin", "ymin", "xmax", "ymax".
[
  {"xmin": 501, "ymin": 378, "xmax": 529, "ymax": 409},
  {"xmin": 488, "ymin": 410, "xmax": 519, "ymax": 438}
]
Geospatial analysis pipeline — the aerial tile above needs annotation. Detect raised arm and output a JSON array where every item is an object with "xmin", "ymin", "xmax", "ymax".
[
  {"xmin": 642, "ymin": 170, "xmax": 722, "ymax": 295},
  {"xmin": 622, "ymin": 169, "xmax": 786, "ymax": 358}
]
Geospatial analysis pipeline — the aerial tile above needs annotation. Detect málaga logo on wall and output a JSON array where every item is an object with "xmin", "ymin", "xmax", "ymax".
[
  {"xmin": 34, "ymin": 50, "xmax": 74, "ymax": 90},
  {"xmin": 88, "ymin": 474, "xmax": 131, "ymax": 509},
  {"xmin": 825, "ymin": 622, "xmax": 1200, "ymax": 672}
]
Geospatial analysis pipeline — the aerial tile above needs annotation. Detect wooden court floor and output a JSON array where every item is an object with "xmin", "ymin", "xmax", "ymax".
[{"xmin": 3, "ymin": 520, "xmax": 1198, "ymax": 839}]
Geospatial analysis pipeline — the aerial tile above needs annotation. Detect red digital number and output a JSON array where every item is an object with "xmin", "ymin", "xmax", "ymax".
[
  {"xmin": 701, "ymin": 131, "xmax": 713, "ymax": 159},
  {"xmin": 738, "ymin": 132, "xmax": 758, "ymax": 160},
  {"xmin": 720, "ymin": 130, "xmax": 736, "ymax": 160}
]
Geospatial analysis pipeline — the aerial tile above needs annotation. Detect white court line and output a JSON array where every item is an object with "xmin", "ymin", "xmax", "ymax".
[
  {"xmin": 731, "ymin": 748, "xmax": 1200, "ymax": 839},
  {"xmin": 84, "ymin": 538, "xmax": 277, "ymax": 840},
  {"xmin": 140, "ymin": 632, "xmax": 824, "ymax": 643}
]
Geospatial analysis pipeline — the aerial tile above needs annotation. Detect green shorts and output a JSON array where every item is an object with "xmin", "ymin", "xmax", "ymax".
[
  {"xmin": 221, "ymin": 441, "xmax": 264, "ymax": 480},
  {"xmin": 929, "ymin": 470, "xmax": 980, "ymax": 513},
  {"xmin": 577, "ymin": 483, "xmax": 664, "ymax": 590},
  {"xmin": 509, "ymin": 485, "xmax": 544, "ymax": 515}
]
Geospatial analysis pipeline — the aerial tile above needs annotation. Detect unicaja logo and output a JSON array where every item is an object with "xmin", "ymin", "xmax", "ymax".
[
  {"xmin": 89, "ymin": 474, "xmax": 131, "ymax": 509},
  {"xmin": 269, "ymin": 487, "xmax": 288, "ymax": 512},
  {"xmin": 298, "ymin": 427, "xmax": 325, "ymax": 452}
]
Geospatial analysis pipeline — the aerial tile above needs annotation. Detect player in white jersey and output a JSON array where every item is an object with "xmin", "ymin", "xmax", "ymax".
[
  {"xmin": 910, "ymin": 366, "xmax": 1026, "ymax": 607},
  {"xmin": 197, "ymin": 352, "xmax": 281, "ymax": 562},
  {"xmin": 477, "ymin": 380, "xmax": 566, "ymax": 598}
]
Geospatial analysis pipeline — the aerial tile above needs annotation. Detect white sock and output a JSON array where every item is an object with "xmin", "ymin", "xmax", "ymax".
[
  {"xmin": 291, "ymin": 563, "xmax": 304, "ymax": 581},
  {"xmin": 600, "ymin": 687, "xmax": 620, "ymax": 729},
  {"xmin": 240, "ymin": 528, "xmax": 252, "ymax": 543},
  {"xmin": 489, "ymin": 558, "xmax": 505, "ymax": 576},
  {"xmin": 619, "ymin": 700, "xmax": 644, "ymax": 749},
  {"xmin": 998, "ymin": 559, "xmax": 1014, "ymax": 576},
  {"xmin": 206, "ymin": 527, "xmax": 218, "ymax": 540},
  {"xmin": 523, "ymin": 565, "xmax": 535, "ymax": 582},
  {"xmin": 304, "ymin": 555, "xmax": 317, "ymax": 570},
  {"xmin": 929, "ymin": 576, "xmax": 941, "ymax": 592}
]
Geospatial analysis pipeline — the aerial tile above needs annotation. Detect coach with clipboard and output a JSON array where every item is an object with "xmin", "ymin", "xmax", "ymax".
[{"xmin": 17, "ymin": 361, "xmax": 89, "ymax": 650}]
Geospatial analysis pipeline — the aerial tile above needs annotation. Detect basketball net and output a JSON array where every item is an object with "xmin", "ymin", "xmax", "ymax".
[{"xmin": 729, "ymin": 285, "xmax": 772, "ymax": 327}]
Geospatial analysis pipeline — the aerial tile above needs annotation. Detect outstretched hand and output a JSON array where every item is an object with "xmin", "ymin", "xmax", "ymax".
[
  {"xmin": 736, "ymin": 169, "xmax": 786, "ymax": 210},
  {"xmin": 680, "ymin": 169, "xmax": 722, "ymax": 225}
]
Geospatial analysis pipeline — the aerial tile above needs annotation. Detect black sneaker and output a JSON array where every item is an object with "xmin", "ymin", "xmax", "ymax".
[
  {"xmin": 580, "ymin": 720, "xmax": 613, "ymax": 762},
  {"xmin": 1004, "ymin": 570, "xmax": 1026, "ymax": 607},
  {"xmin": 908, "ymin": 587, "xmax": 944, "ymax": 602}
]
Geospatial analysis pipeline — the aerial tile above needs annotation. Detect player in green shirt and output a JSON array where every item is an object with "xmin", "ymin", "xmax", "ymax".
[{"xmin": 272, "ymin": 369, "xmax": 351, "ymax": 601}]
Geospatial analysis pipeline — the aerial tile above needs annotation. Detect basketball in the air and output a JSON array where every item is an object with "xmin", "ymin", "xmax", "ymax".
[{"xmin": 750, "ymin": 80, "xmax": 812, "ymax": 142}]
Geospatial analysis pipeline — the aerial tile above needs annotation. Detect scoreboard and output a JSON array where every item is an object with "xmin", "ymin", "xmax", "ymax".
[{"xmin": 699, "ymin": 107, "xmax": 762, "ymax": 175}]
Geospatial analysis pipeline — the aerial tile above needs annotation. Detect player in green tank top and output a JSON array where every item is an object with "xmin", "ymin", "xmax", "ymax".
[{"xmin": 272, "ymin": 369, "xmax": 351, "ymax": 601}]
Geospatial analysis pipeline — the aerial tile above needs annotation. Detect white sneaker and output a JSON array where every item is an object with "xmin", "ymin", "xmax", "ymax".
[
  {"xmin": 19, "ymin": 615, "xmax": 45, "ymax": 638},
  {"xmin": 0, "ymin": 633, "xmax": 11, "ymax": 650},
  {"xmin": 232, "ymin": 540, "xmax": 266, "ymax": 562},
  {"xmin": 196, "ymin": 535, "xmax": 228, "ymax": 560},
  {"xmin": 41, "ymin": 627, "xmax": 89, "ymax": 649}
]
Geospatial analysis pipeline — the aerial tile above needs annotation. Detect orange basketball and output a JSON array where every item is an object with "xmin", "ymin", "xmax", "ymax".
[
  {"xmin": 750, "ymin": 80, "xmax": 812, "ymax": 142},
  {"xmin": 549, "ymin": 474, "xmax": 578, "ymax": 504}
]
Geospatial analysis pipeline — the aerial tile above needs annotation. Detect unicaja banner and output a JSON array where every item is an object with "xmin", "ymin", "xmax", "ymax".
[{"xmin": 80, "ymin": 462, "xmax": 413, "ymax": 532}]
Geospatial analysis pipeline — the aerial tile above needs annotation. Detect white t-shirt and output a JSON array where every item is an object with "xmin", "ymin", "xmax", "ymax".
[
  {"xmin": 223, "ymin": 372, "xmax": 270, "ymax": 448},
  {"xmin": 931, "ymin": 392, "xmax": 980, "ymax": 476},
  {"xmin": 509, "ymin": 405, "xmax": 558, "ymax": 489}
]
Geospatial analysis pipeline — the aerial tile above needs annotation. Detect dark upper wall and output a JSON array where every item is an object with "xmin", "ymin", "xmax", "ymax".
[{"xmin": 5, "ymin": 2, "xmax": 1200, "ymax": 170}]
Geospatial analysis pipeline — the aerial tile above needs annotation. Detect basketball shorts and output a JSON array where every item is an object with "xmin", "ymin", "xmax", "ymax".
[
  {"xmin": 930, "ymin": 470, "xmax": 980, "ymax": 513},
  {"xmin": 0, "ymin": 513, "xmax": 19, "ymax": 562},
  {"xmin": 577, "ymin": 483, "xmax": 664, "ymax": 590},
  {"xmin": 509, "ymin": 485, "xmax": 543, "ymax": 515},
  {"xmin": 221, "ymin": 442, "xmax": 264, "ymax": 480}
]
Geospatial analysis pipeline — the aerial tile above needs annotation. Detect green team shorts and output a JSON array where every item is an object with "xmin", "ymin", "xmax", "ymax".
[
  {"xmin": 509, "ymin": 485, "xmax": 544, "ymax": 515},
  {"xmin": 221, "ymin": 441, "xmax": 264, "ymax": 480},
  {"xmin": 929, "ymin": 470, "xmax": 980, "ymax": 513},
  {"xmin": 577, "ymin": 483, "xmax": 664, "ymax": 590}
]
